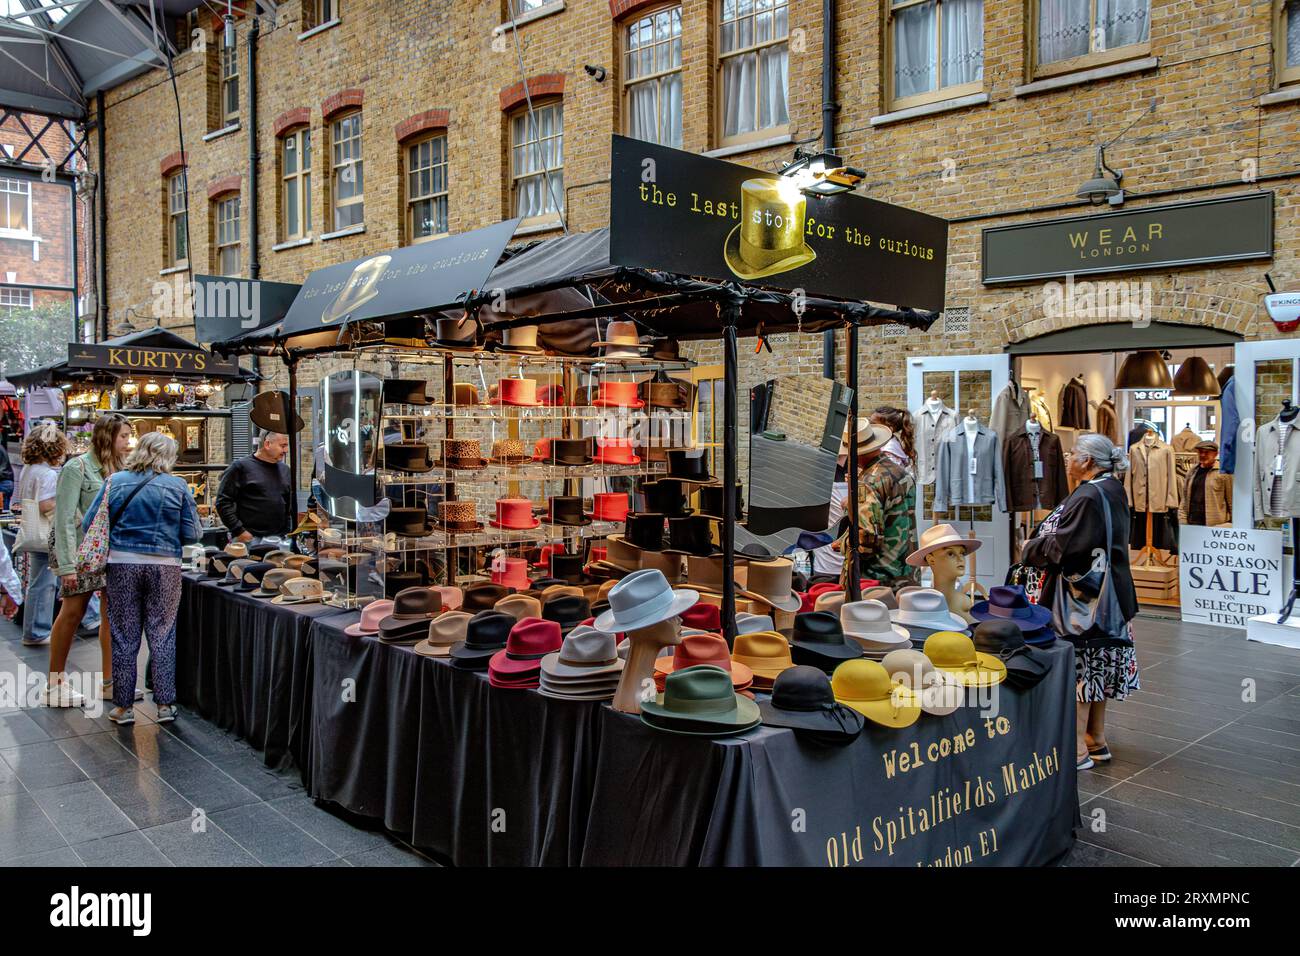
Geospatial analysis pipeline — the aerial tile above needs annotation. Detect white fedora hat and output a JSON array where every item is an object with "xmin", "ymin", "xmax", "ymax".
[
  {"xmin": 882, "ymin": 648, "xmax": 963, "ymax": 716},
  {"xmin": 594, "ymin": 568, "xmax": 698, "ymax": 634},
  {"xmin": 890, "ymin": 588, "xmax": 968, "ymax": 633},
  {"xmin": 906, "ymin": 523, "xmax": 981, "ymax": 568},
  {"xmin": 840, "ymin": 599, "xmax": 911, "ymax": 647},
  {"xmin": 540, "ymin": 625, "xmax": 625, "ymax": 681},
  {"xmin": 735, "ymin": 611, "xmax": 774, "ymax": 635}
]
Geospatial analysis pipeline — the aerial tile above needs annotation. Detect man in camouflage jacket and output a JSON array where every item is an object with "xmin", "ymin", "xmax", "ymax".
[{"xmin": 836, "ymin": 423, "xmax": 919, "ymax": 589}]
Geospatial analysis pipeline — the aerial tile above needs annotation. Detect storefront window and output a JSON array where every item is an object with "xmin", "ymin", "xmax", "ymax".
[
  {"xmin": 330, "ymin": 110, "xmax": 364, "ymax": 231},
  {"xmin": 282, "ymin": 127, "xmax": 312, "ymax": 241},
  {"xmin": 406, "ymin": 133, "xmax": 448, "ymax": 243},
  {"xmin": 0, "ymin": 177, "xmax": 31, "ymax": 234},
  {"xmin": 511, "ymin": 102, "xmax": 563, "ymax": 224},
  {"xmin": 718, "ymin": 0, "xmax": 789, "ymax": 144},
  {"xmin": 215, "ymin": 195, "xmax": 241, "ymax": 276},
  {"xmin": 889, "ymin": 0, "xmax": 984, "ymax": 110},
  {"xmin": 624, "ymin": 5, "xmax": 683, "ymax": 149},
  {"xmin": 1033, "ymin": 0, "xmax": 1150, "ymax": 76}
]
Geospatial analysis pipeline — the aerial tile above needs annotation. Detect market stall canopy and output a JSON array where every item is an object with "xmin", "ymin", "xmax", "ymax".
[
  {"xmin": 0, "ymin": 1, "xmax": 259, "ymax": 120},
  {"xmin": 9, "ymin": 326, "xmax": 253, "ymax": 387}
]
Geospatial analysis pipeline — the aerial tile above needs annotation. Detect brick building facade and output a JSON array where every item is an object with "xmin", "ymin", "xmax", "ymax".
[{"xmin": 90, "ymin": 0, "xmax": 1300, "ymax": 427}]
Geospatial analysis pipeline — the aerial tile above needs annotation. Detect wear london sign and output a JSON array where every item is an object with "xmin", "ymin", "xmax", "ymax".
[
  {"xmin": 277, "ymin": 218, "xmax": 519, "ymax": 337},
  {"xmin": 67, "ymin": 343, "xmax": 240, "ymax": 377},
  {"xmin": 608, "ymin": 135, "xmax": 948, "ymax": 311},
  {"xmin": 981, "ymin": 192, "xmax": 1273, "ymax": 284}
]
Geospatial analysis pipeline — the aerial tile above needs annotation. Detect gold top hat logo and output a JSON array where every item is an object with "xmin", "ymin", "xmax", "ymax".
[
  {"xmin": 321, "ymin": 254, "xmax": 392, "ymax": 325},
  {"xmin": 724, "ymin": 178, "xmax": 817, "ymax": 281}
]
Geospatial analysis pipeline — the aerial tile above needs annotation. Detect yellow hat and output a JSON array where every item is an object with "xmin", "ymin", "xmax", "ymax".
[
  {"xmin": 923, "ymin": 631, "xmax": 1007, "ymax": 687},
  {"xmin": 730, "ymin": 631, "xmax": 793, "ymax": 681},
  {"xmin": 723, "ymin": 178, "xmax": 817, "ymax": 280},
  {"xmin": 831, "ymin": 659, "xmax": 921, "ymax": 728}
]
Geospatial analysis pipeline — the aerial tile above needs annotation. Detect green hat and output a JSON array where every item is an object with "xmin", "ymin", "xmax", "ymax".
[{"xmin": 640, "ymin": 665, "xmax": 761, "ymax": 736}]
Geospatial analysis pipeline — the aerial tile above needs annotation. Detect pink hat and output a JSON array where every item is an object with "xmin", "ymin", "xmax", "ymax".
[
  {"xmin": 344, "ymin": 599, "xmax": 394, "ymax": 637},
  {"xmin": 430, "ymin": 585, "xmax": 462, "ymax": 611},
  {"xmin": 491, "ymin": 556, "xmax": 532, "ymax": 590}
]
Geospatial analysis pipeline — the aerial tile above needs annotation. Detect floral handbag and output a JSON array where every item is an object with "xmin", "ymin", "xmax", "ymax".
[{"xmin": 76, "ymin": 475, "xmax": 112, "ymax": 580}]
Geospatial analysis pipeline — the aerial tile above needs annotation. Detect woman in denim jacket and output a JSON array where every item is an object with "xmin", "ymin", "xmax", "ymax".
[{"xmin": 83, "ymin": 431, "xmax": 201, "ymax": 724}]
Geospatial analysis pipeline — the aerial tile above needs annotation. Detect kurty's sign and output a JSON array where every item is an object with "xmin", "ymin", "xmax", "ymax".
[
  {"xmin": 1179, "ymin": 525, "xmax": 1283, "ymax": 629},
  {"xmin": 982, "ymin": 192, "xmax": 1273, "ymax": 284},
  {"xmin": 67, "ymin": 343, "xmax": 240, "ymax": 378},
  {"xmin": 278, "ymin": 218, "xmax": 519, "ymax": 337},
  {"xmin": 608, "ymin": 135, "xmax": 948, "ymax": 311}
]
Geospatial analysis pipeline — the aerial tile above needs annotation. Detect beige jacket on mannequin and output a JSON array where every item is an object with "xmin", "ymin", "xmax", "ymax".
[{"xmin": 1125, "ymin": 436, "xmax": 1180, "ymax": 512}]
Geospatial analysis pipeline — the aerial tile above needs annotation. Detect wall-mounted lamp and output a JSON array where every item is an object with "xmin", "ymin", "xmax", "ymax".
[
  {"xmin": 1076, "ymin": 144, "xmax": 1123, "ymax": 205},
  {"xmin": 780, "ymin": 148, "xmax": 866, "ymax": 197}
]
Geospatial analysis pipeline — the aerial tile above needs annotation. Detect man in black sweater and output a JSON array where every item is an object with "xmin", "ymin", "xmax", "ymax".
[{"xmin": 216, "ymin": 431, "xmax": 292, "ymax": 542}]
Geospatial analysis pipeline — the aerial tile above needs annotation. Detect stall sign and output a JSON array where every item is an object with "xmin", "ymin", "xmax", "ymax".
[
  {"xmin": 278, "ymin": 218, "xmax": 519, "ymax": 337},
  {"xmin": 192, "ymin": 275, "xmax": 301, "ymax": 344},
  {"xmin": 608, "ymin": 135, "xmax": 948, "ymax": 311},
  {"xmin": 67, "ymin": 343, "xmax": 239, "ymax": 378},
  {"xmin": 982, "ymin": 192, "xmax": 1273, "ymax": 284},
  {"xmin": 1179, "ymin": 525, "xmax": 1283, "ymax": 629}
]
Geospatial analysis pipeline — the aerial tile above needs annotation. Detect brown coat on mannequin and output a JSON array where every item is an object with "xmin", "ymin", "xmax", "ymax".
[
  {"xmin": 1003, "ymin": 425, "xmax": 1069, "ymax": 511},
  {"xmin": 1125, "ymin": 435, "xmax": 1180, "ymax": 512}
]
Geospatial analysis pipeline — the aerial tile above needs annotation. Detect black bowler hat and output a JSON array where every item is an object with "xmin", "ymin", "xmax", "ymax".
[
  {"xmin": 462, "ymin": 582, "xmax": 509, "ymax": 612},
  {"xmin": 757, "ymin": 665, "xmax": 865, "ymax": 743},
  {"xmin": 385, "ymin": 570, "xmax": 426, "ymax": 597},
  {"xmin": 545, "ymin": 495, "xmax": 591, "ymax": 527},
  {"xmin": 665, "ymin": 450, "xmax": 718, "ymax": 485},
  {"xmin": 698, "ymin": 482, "xmax": 744, "ymax": 520},
  {"xmin": 549, "ymin": 552, "xmax": 585, "ymax": 584},
  {"xmin": 383, "ymin": 442, "xmax": 435, "ymax": 473},
  {"xmin": 624, "ymin": 512, "xmax": 665, "ymax": 551},
  {"xmin": 663, "ymin": 514, "xmax": 719, "ymax": 557},
  {"xmin": 434, "ymin": 316, "xmax": 479, "ymax": 350},
  {"xmin": 789, "ymin": 611, "xmax": 863, "ymax": 673},
  {"xmin": 537, "ymin": 437, "xmax": 593, "ymax": 466},
  {"xmin": 975, "ymin": 620, "xmax": 1053, "ymax": 690},
  {"xmin": 382, "ymin": 379, "xmax": 433, "ymax": 406},
  {"xmin": 643, "ymin": 478, "xmax": 691, "ymax": 517},
  {"xmin": 237, "ymin": 561, "xmax": 276, "ymax": 592},
  {"xmin": 542, "ymin": 594, "xmax": 591, "ymax": 635},
  {"xmin": 386, "ymin": 507, "xmax": 435, "ymax": 537},
  {"xmin": 450, "ymin": 610, "xmax": 515, "ymax": 670}
]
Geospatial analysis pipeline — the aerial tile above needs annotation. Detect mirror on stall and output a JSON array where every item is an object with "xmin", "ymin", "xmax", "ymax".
[{"xmin": 315, "ymin": 369, "xmax": 383, "ymax": 520}]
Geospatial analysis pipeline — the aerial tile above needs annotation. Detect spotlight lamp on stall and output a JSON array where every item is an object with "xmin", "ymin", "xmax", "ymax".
[{"xmin": 780, "ymin": 148, "xmax": 867, "ymax": 197}]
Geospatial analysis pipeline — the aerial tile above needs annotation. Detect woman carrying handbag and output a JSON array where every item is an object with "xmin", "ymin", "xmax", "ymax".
[
  {"xmin": 13, "ymin": 423, "xmax": 67, "ymax": 646},
  {"xmin": 1020, "ymin": 433, "xmax": 1140, "ymax": 771}
]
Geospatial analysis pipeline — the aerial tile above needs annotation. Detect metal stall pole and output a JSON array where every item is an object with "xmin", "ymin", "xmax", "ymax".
[
  {"xmin": 285, "ymin": 358, "xmax": 301, "ymax": 541},
  {"xmin": 846, "ymin": 321, "xmax": 861, "ymax": 600},
  {"xmin": 443, "ymin": 353, "xmax": 456, "ymax": 585},
  {"xmin": 721, "ymin": 292, "xmax": 743, "ymax": 648}
]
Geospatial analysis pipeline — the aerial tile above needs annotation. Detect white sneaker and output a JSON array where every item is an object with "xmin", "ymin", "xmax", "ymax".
[
  {"xmin": 155, "ymin": 704, "xmax": 177, "ymax": 723},
  {"xmin": 108, "ymin": 706, "xmax": 134, "ymax": 725},
  {"xmin": 100, "ymin": 681, "xmax": 145, "ymax": 702},
  {"xmin": 21, "ymin": 635, "xmax": 50, "ymax": 646},
  {"xmin": 42, "ymin": 681, "xmax": 85, "ymax": 708}
]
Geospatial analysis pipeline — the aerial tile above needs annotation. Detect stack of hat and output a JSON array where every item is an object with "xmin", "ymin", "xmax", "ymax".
[
  {"xmin": 759, "ymin": 666, "xmax": 865, "ymax": 746},
  {"xmin": 923, "ymin": 630, "xmax": 1007, "ymax": 687},
  {"xmin": 343, "ymin": 599, "xmax": 394, "ymax": 637},
  {"xmin": 890, "ymin": 588, "xmax": 969, "ymax": 646},
  {"xmin": 449, "ymin": 610, "xmax": 515, "ymax": 670},
  {"xmin": 970, "ymin": 585, "xmax": 1056, "ymax": 647},
  {"xmin": 881, "ymin": 649, "xmax": 964, "ymax": 716},
  {"xmin": 413, "ymin": 610, "xmax": 474, "ymax": 658},
  {"xmin": 640, "ymin": 666, "xmax": 760, "ymax": 737},
  {"xmin": 538, "ymin": 625, "xmax": 624, "ymax": 700},
  {"xmin": 972, "ymin": 620, "xmax": 1053, "ymax": 690},
  {"xmin": 377, "ymin": 587, "xmax": 443, "ymax": 644},
  {"xmin": 654, "ymin": 633, "xmax": 753, "ymax": 696},
  {"xmin": 831, "ymin": 659, "xmax": 922, "ymax": 728},
  {"xmin": 488, "ymin": 618, "xmax": 563, "ymax": 689},
  {"xmin": 840, "ymin": 599, "xmax": 912, "ymax": 659},
  {"xmin": 731, "ymin": 631, "xmax": 794, "ymax": 691},
  {"xmin": 788, "ymin": 611, "xmax": 863, "ymax": 674}
]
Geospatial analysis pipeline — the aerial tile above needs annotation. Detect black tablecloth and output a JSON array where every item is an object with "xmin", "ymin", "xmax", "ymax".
[{"xmin": 178, "ymin": 579, "xmax": 1080, "ymax": 865}]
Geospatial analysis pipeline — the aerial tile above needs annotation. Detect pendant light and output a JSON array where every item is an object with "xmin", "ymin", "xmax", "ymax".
[
  {"xmin": 1172, "ymin": 356, "xmax": 1221, "ymax": 397},
  {"xmin": 1114, "ymin": 349, "xmax": 1173, "ymax": 390}
]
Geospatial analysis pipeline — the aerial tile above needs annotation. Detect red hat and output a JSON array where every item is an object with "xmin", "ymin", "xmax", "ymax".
[
  {"xmin": 593, "ymin": 438, "xmax": 640, "ymax": 465},
  {"xmin": 679, "ymin": 602, "xmax": 721, "ymax": 632},
  {"xmin": 533, "ymin": 543, "xmax": 564, "ymax": 569},
  {"xmin": 488, "ymin": 617, "xmax": 564, "ymax": 680},
  {"xmin": 654, "ymin": 633, "xmax": 753, "ymax": 690},
  {"xmin": 587, "ymin": 492, "xmax": 630, "ymax": 522},
  {"xmin": 538, "ymin": 384, "xmax": 566, "ymax": 406},
  {"xmin": 491, "ymin": 377, "xmax": 543, "ymax": 407},
  {"xmin": 588, "ymin": 545, "xmax": 607, "ymax": 563},
  {"xmin": 800, "ymin": 581, "xmax": 845, "ymax": 613},
  {"xmin": 592, "ymin": 380, "xmax": 644, "ymax": 409},
  {"xmin": 491, "ymin": 556, "xmax": 532, "ymax": 590},
  {"xmin": 490, "ymin": 497, "xmax": 540, "ymax": 530}
]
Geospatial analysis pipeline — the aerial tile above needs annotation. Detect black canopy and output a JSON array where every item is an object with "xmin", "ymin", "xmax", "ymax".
[{"xmin": 9, "ymin": 326, "xmax": 254, "ymax": 388}]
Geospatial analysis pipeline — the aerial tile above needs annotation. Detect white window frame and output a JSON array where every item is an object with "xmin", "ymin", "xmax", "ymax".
[
  {"xmin": 717, "ymin": 0, "xmax": 791, "ymax": 148},
  {"xmin": 0, "ymin": 177, "xmax": 33, "ymax": 238},
  {"xmin": 622, "ymin": 4, "xmax": 684, "ymax": 148},
  {"xmin": 220, "ymin": 28, "xmax": 239, "ymax": 125},
  {"xmin": 330, "ymin": 110, "xmax": 364, "ymax": 231},
  {"xmin": 510, "ymin": 101, "xmax": 564, "ymax": 227},
  {"xmin": 215, "ymin": 194, "xmax": 241, "ymax": 276},
  {"xmin": 886, "ymin": 0, "xmax": 985, "ymax": 112},
  {"xmin": 167, "ymin": 171, "xmax": 188, "ymax": 268},
  {"xmin": 406, "ymin": 132, "xmax": 449, "ymax": 244},
  {"xmin": 1030, "ymin": 0, "xmax": 1151, "ymax": 79},
  {"xmin": 0, "ymin": 286, "xmax": 34, "ymax": 313},
  {"xmin": 281, "ymin": 126, "xmax": 312, "ymax": 241}
]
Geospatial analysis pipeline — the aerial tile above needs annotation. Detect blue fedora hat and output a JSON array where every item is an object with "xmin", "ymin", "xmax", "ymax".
[{"xmin": 970, "ymin": 585, "xmax": 1053, "ymax": 632}]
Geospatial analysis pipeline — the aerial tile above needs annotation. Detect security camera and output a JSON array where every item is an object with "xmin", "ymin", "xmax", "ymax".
[{"xmin": 584, "ymin": 64, "xmax": 607, "ymax": 83}]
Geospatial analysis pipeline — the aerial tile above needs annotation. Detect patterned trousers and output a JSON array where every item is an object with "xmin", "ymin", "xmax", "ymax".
[{"xmin": 105, "ymin": 563, "xmax": 182, "ymax": 709}]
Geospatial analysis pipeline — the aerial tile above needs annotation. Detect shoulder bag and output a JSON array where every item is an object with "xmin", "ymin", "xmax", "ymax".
[
  {"xmin": 1049, "ymin": 481, "xmax": 1132, "ymax": 648},
  {"xmin": 15, "ymin": 471, "xmax": 53, "ymax": 554},
  {"xmin": 74, "ymin": 472, "xmax": 163, "ymax": 579}
]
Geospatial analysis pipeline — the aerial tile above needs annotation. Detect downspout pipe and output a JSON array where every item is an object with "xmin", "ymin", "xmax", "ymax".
[
  {"xmin": 247, "ymin": 15, "xmax": 261, "ymax": 386},
  {"xmin": 96, "ymin": 90, "xmax": 108, "ymax": 342},
  {"xmin": 820, "ymin": 1, "xmax": 837, "ymax": 379}
]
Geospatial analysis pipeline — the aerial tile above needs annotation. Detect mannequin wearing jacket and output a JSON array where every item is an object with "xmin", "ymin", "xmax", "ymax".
[
  {"xmin": 933, "ymin": 417, "xmax": 1006, "ymax": 513},
  {"xmin": 1253, "ymin": 408, "xmax": 1300, "ymax": 519},
  {"xmin": 991, "ymin": 381, "xmax": 1030, "ymax": 443},
  {"xmin": 1059, "ymin": 376, "xmax": 1090, "ymax": 430},
  {"xmin": 1095, "ymin": 398, "xmax": 1119, "ymax": 445},
  {"xmin": 1125, "ymin": 431, "xmax": 1180, "ymax": 549},
  {"xmin": 1003, "ymin": 421, "xmax": 1068, "ymax": 511},
  {"xmin": 912, "ymin": 397, "xmax": 958, "ymax": 487}
]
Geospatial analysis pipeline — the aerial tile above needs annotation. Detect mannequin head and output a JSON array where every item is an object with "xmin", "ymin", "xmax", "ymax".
[{"xmin": 925, "ymin": 544, "xmax": 969, "ymax": 584}]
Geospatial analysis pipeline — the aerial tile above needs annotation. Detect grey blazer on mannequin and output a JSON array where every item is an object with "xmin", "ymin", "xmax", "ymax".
[{"xmin": 933, "ymin": 424, "xmax": 1006, "ymax": 513}]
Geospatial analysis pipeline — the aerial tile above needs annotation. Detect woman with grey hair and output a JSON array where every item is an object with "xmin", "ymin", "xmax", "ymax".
[
  {"xmin": 82, "ymin": 431, "xmax": 202, "ymax": 725},
  {"xmin": 1021, "ymin": 432, "xmax": 1139, "ymax": 771}
]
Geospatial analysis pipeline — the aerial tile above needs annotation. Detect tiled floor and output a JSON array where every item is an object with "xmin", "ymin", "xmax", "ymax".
[
  {"xmin": 1, "ymin": 609, "xmax": 1297, "ymax": 866},
  {"xmin": 0, "ymin": 618, "xmax": 439, "ymax": 867}
]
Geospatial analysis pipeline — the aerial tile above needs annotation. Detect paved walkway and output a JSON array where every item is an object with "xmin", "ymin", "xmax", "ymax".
[{"xmin": 1, "ymin": 611, "xmax": 1297, "ymax": 867}]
